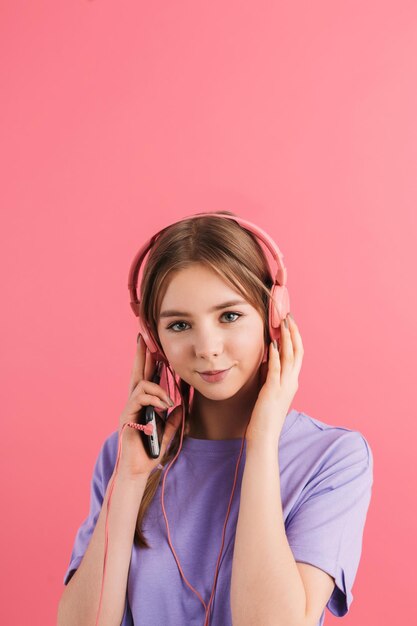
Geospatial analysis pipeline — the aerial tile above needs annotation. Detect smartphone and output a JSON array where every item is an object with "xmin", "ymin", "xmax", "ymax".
[{"xmin": 138, "ymin": 361, "xmax": 169, "ymax": 459}]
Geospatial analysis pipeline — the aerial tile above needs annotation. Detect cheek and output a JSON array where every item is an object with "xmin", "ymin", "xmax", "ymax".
[
  {"xmin": 231, "ymin": 322, "xmax": 264, "ymax": 355},
  {"xmin": 161, "ymin": 336, "xmax": 186, "ymax": 364}
]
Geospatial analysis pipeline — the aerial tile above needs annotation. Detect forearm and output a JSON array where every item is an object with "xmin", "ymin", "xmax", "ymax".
[
  {"xmin": 231, "ymin": 439, "xmax": 307, "ymax": 626},
  {"xmin": 57, "ymin": 470, "xmax": 149, "ymax": 626}
]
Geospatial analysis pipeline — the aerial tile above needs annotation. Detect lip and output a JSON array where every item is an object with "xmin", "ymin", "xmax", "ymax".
[{"xmin": 198, "ymin": 367, "xmax": 232, "ymax": 383}]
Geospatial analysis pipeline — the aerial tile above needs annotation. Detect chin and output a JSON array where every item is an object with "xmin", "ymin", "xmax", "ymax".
[{"xmin": 198, "ymin": 379, "xmax": 249, "ymax": 401}]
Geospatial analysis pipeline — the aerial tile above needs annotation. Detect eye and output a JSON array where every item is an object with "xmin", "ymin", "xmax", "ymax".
[{"xmin": 166, "ymin": 311, "xmax": 243, "ymax": 333}]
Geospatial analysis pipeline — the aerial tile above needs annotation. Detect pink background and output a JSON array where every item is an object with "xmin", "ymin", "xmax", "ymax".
[{"xmin": 1, "ymin": 1, "xmax": 415, "ymax": 624}]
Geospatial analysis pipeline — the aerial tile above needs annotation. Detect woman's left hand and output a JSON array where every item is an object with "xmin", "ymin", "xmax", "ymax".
[{"xmin": 245, "ymin": 313, "xmax": 304, "ymax": 445}]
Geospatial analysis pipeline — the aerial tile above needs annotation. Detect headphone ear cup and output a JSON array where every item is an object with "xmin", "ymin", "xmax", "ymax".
[
  {"xmin": 137, "ymin": 317, "xmax": 168, "ymax": 364},
  {"xmin": 269, "ymin": 284, "xmax": 290, "ymax": 342}
]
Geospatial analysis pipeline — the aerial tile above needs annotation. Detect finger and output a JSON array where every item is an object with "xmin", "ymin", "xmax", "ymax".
[
  {"xmin": 288, "ymin": 315, "xmax": 304, "ymax": 375},
  {"xmin": 128, "ymin": 334, "xmax": 146, "ymax": 396},
  {"xmin": 160, "ymin": 405, "xmax": 183, "ymax": 452},
  {"xmin": 143, "ymin": 340, "xmax": 157, "ymax": 383},
  {"xmin": 281, "ymin": 316, "xmax": 294, "ymax": 360},
  {"xmin": 268, "ymin": 339, "xmax": 281, "ymax": 375},
  {"xmin": 279, "ymin": 315, "xmax": 294, "ymax": 385}
]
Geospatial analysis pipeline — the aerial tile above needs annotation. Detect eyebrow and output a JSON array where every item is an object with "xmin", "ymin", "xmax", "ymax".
[{"xmin": 159, "ymin": 299, "xmax": 249, "ymax": 319}]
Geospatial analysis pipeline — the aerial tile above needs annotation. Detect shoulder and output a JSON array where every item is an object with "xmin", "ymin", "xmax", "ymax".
[
  {"xmin": 91, "ymin": 429, "xmax": 120, "ymax": 485},
  {"xmin": 283, "ymin": 409, "xmax": 373, "ymax": 472},
  {"xmin": 102, "ymin": 428, "xmax": 119, "ymax": 456},
  {"xmin": 94, "ymin": 428, "xmax": 119, "ymax": 463}
]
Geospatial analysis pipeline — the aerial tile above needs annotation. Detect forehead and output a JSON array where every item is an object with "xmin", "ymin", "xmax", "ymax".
[{"xmin": 158, "ymin": 265, "xmax": 251, "ymax": 317}]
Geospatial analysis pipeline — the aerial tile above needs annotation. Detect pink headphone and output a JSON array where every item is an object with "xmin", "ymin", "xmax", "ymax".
[
  {"xmin": 96, "ymin": 212, "xmax": 291, "ymax": 626},
  {"xmin": 128, "ymin": 212, "xmax": 290, "ymax": 363}
]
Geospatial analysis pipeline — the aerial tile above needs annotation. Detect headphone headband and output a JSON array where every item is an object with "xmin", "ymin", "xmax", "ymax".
[{"xmin": 128, "ymin": 212, "xmax": 288, "ymax": 317}]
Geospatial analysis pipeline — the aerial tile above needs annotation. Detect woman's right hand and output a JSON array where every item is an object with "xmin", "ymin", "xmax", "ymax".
[{"xmin": 117, "ymin": 334, "xmax": 182, "ymax": 479}]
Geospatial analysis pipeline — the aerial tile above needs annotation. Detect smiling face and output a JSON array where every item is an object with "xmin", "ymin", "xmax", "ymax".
[{"xmin": 156, "ymin": 263, "xmax": 266, "ymax": 402}]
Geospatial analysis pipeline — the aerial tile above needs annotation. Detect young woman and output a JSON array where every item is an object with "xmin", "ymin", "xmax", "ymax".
[{"xmin": 58, "ymin": 211, "xmax": 373, "ymax": 626}]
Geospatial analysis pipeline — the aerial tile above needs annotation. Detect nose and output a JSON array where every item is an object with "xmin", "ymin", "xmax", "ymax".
[{"xmin": 193, "ymin": 331, "xmax": 223, "ymax": 360}]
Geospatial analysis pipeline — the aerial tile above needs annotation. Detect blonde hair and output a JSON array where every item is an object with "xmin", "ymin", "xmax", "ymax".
[{"xmin": 134, "ymin": 210, "xmax": 275, "ymax": 548}]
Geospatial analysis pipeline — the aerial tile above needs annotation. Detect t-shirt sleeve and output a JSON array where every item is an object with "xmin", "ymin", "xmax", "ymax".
[
  {"xmin": 285, "ymin": 431, "xmax": 374, "ymax": 618},
  {"xmin": 63, "ymin": 431, "xmax": 117, "ymax": 586}
]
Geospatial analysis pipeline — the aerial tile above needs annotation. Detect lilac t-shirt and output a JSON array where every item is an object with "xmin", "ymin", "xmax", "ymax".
[{"xmin": 63, "ymin": 409, "xmax": 373, "ymax": 626}]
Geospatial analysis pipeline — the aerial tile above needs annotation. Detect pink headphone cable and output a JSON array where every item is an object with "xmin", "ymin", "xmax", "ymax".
[
  {"xmin": 93, "ymin": 211, "xmax": 289, "ymax": 625},
  {"xmin": 95, "ymin": 362, "xmax": 249, "ymax": 626}
]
